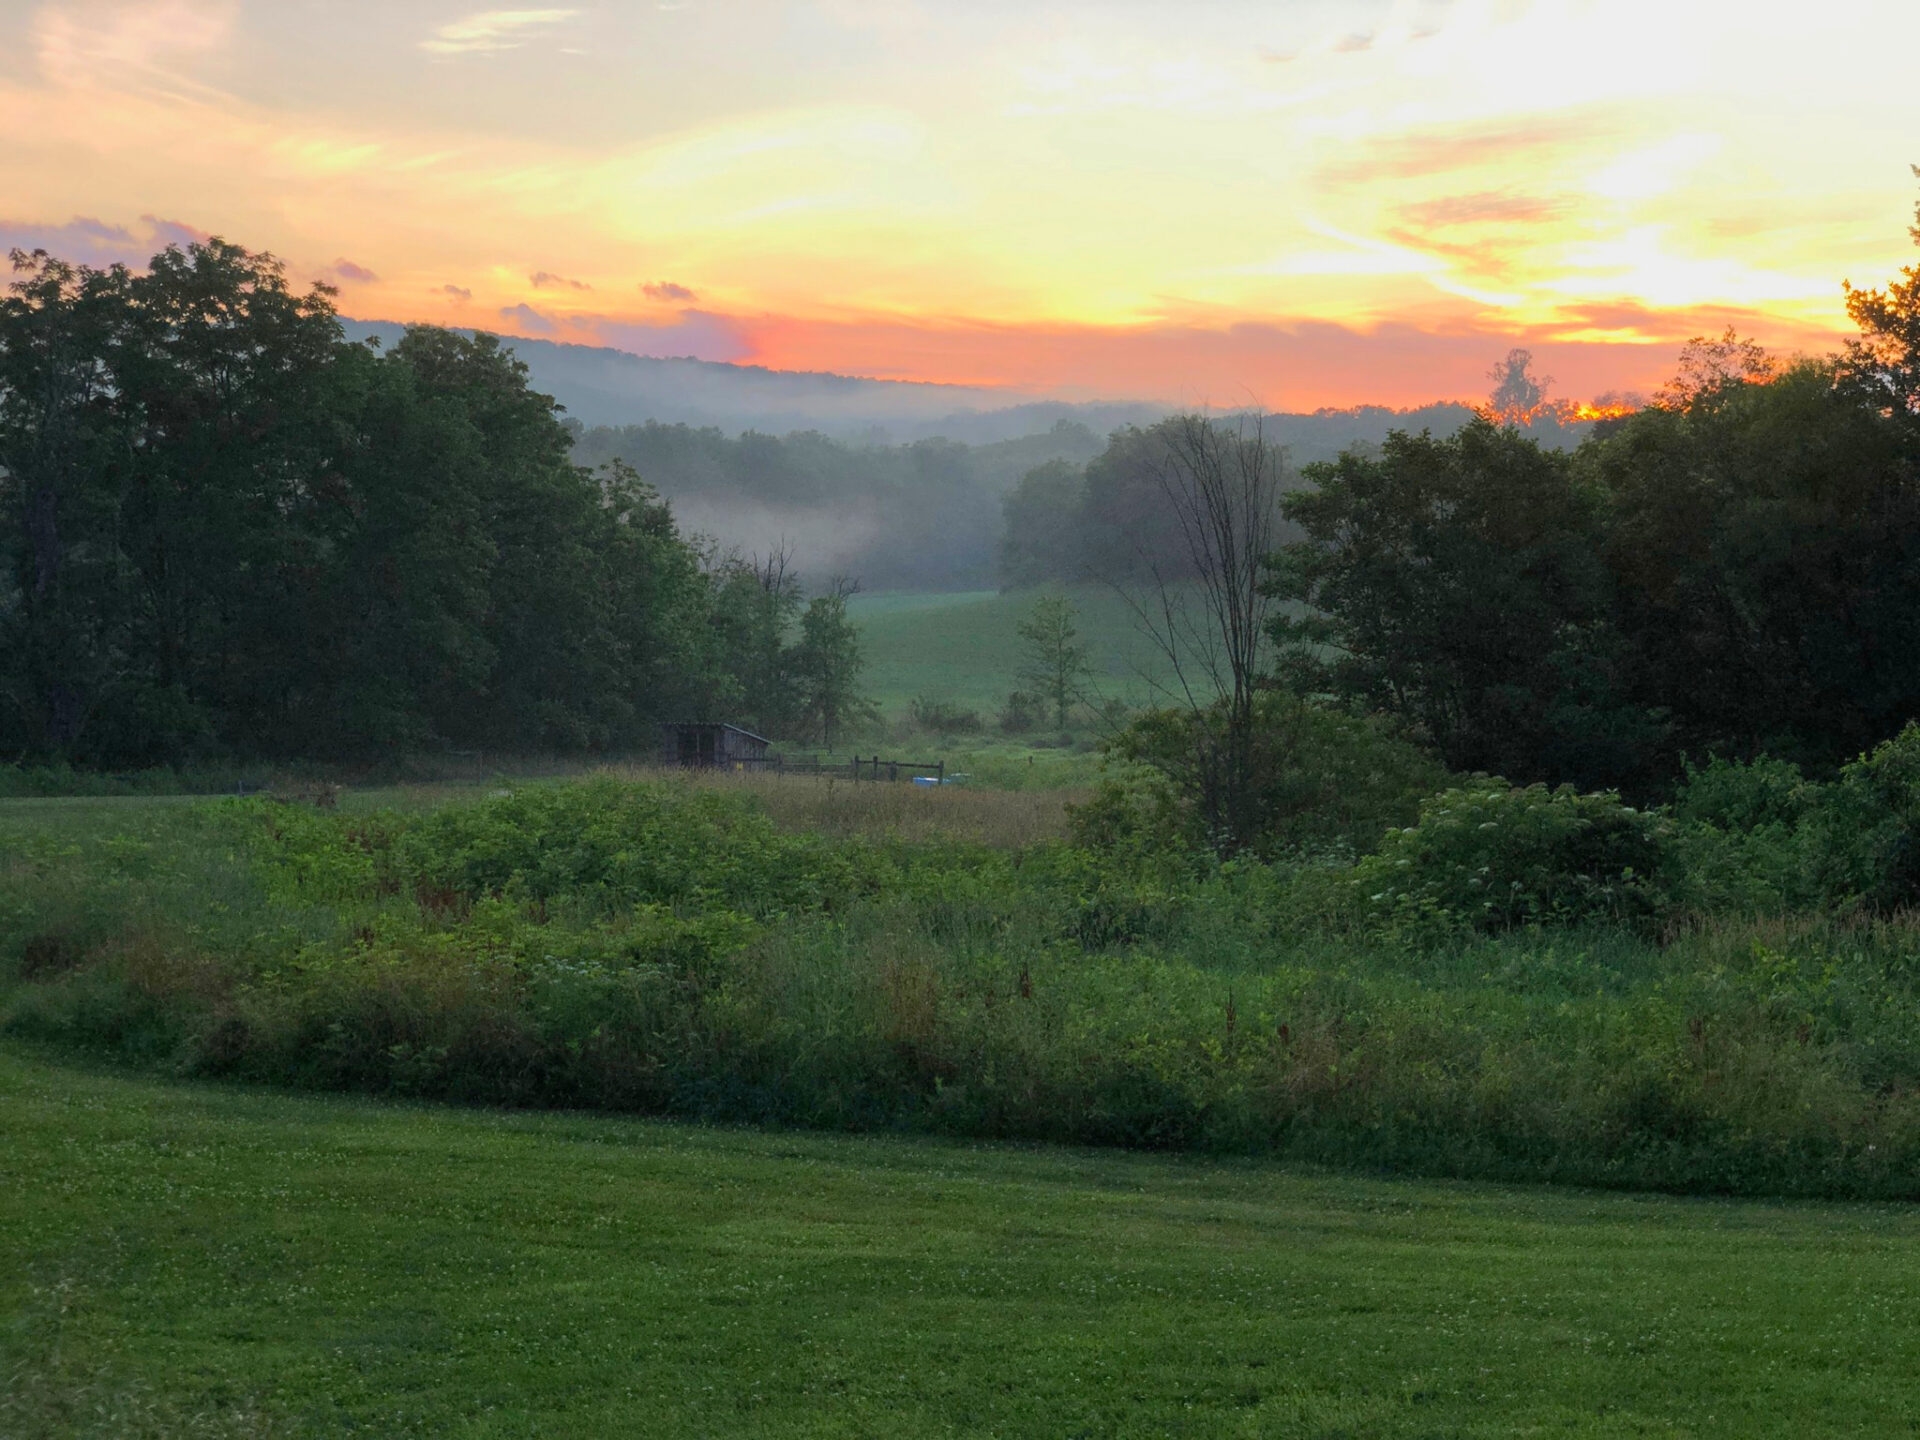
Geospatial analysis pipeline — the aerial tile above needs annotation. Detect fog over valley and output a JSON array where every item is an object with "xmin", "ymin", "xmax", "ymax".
[{"xmin": 344, "ymin": 321, "xmax": 1607, "ymax": 591}]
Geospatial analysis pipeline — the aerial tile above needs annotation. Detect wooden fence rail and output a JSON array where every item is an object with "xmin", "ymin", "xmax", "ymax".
[
  {"xmin": 849, "ymin": 756, "xmax": 945, "ymax": 784},
  {"xmin": 729, "ymin": 754, "xmax": 947, "ymax": 783}
]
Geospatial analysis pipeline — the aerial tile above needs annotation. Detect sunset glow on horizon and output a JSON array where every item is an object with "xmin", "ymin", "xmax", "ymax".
[{"xmin": 3, "ymin": 0, "xmax": 1915, "ymax": 409}]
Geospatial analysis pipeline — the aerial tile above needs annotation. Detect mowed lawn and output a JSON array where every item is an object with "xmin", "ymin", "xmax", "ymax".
[
  {"xmin": 850, "ymin": 585, "xmax": 1182, "ymax": 718},
  {"xmin": 5, "ymin": 1046, "xmax": 1919, "ymax": 1438}
]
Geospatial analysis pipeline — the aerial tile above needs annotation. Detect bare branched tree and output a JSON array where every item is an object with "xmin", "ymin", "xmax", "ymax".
[{"xmin": 1114, "ymin": 412, "xmax": 1287, "ymax": 853}]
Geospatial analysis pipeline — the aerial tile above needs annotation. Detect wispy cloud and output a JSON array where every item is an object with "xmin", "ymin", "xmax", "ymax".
[
  {"xmin": 642, "ymin": 280, "xmax": 697, "ymax": 302},
  {"xmin": 332, "ymin": 258, "xmax": 378, "ymax": 282},
  {"xmin": 421, "ymin": 9, "xmax": 578, "ymax": 57},
  {"xmin": 34, "ymin": 1, "xmax": 234, "ymax": 89},
  {"xmin": 530, "ymin": 269, "xmax": 591, "ymax": 290},
  {"xmin": 1398, "ymin": 192, "xmax": 1573, "ymax": 230},
  {"xmin": 441, "ymin": 283, "xmax": 473, "ymax": 301}
]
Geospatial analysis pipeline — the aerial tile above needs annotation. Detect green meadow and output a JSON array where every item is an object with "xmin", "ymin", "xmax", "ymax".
[
  {"xmin": 7, "ymin": 1041, "xmax": 1920, "ymax": 1438},
  {"xmin": 849, "ymin": 584, "xmax": 1181, "ymax": 720}
]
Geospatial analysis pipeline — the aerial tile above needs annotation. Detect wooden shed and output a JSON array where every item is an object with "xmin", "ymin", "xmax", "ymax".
[{"xmin": 660, "ymin": 722, "xmax": 771, "ymax": 769}]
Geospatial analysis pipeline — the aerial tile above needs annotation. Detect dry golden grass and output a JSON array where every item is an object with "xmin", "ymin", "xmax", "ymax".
[{"xmin": 598, "ymin": 765, "xmax": 1081, "ymax": 847}]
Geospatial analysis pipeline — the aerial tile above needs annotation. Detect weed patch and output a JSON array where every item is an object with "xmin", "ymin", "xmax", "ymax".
[{"xmin": 6, "ymin": 778, "xmax": 1920, "ymax": 1198}]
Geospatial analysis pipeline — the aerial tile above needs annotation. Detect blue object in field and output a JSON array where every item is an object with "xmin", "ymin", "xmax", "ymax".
[{"xmin": 912, "ymin": 775, "xmax": 940, "ymax": 787}]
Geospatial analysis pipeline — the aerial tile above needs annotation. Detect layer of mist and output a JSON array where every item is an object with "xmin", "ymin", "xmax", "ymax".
[{"xmin": 343, "ymin": 322, "xmax": 1600, "ymax": 592}]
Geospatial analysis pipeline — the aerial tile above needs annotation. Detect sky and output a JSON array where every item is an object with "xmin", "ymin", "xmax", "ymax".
[{"xmin": 2, "ymin": 0, "xmax": 1915, "ymax": 409}]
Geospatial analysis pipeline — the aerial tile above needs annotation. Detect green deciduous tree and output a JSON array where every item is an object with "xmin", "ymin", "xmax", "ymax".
[
  {"xmin": 0, "ymin": 250, "xmax": 134, "ymax": 757},
  {"xmin": 998, "ymin": 458, "xmax": 1086, "ymax": 588},
  {"xmin": 1016, "ymin": 593, "xmax": 1091, "ymax": 729},
  {"xmin": 113, "ymin": 240, "xmax": 345, "ymax": 753},
  {"xmin": 706, "ymin": 545, "xmax": 805, "ymax": 736},
  {"xmin": 0, "ymin": 237, "xmax": 740, "ymax": 766},
  {"xmin": 1583, "ymin": 357, "xmax": 1920, "ymax": 772},
  {"xmin": 793, "ymin": 579, "xmax": 875, "ymax": 749},
  {"xmin": 1267, "ymin": 418, "xmax": 1657, "ymax": 790},
  {"xmin": 1841, "ymin": 167, "xmax": 1920, "ymax": 418}
]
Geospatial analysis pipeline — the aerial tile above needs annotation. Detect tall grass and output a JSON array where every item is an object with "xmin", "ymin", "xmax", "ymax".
[
  {"xmin": 5, "ymin": 777, "xmax": 1920, "ymax": 1199},
  {"xmin": 611, "ymin": 765, "xmax": 1083, "ymax": 846}
]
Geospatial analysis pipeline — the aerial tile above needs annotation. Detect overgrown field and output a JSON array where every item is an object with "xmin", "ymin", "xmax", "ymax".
[
  {"xmin": 7, "ymin": 1042, "xmax": 1920, "ymax": 1438},
  {"xmin": 7, "ymin": 775, "xmax": 1920, "ymax": 1201}
]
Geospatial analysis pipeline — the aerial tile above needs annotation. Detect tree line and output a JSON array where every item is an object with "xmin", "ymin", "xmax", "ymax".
[
  {"xmin": 1080, "ymin": 180, "xmax": 1920, "ymax": 853},
  {"xmin": 0, "ymin": 241, "xmax": 866, "ymax": 766},
  {"xmin": 994, "ymin": 395, "xmax": 1618, "ymax": 589},
  {"xmin": 1269, "ymin": 324, "xmax": 1920, "ymax": 797}
]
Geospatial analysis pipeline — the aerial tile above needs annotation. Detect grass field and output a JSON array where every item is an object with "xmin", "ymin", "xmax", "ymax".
[
  {"xmin": 11, "ymin": 777, "xmax": 1920, "ymax": 1433},
  {"xmin": 6, "ymin": 1041, "xmax": 1920, "ymax": 1438},
  {"xmin": 0, "ymin": 768, "xmax": 1084, "ymax": 853},
  {"xmin": 850, "ymin": 584, "xmax": 1183, "ymax": 720}
]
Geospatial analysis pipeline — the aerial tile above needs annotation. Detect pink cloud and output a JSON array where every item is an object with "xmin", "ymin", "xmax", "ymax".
[
  {"xmin": 642, "ymin": 280, "xmax": 697, "ymax": 302},
  {"xmin": 498, "ymin": 302, "xmax": 555, "ymax": 335},
  {"xmin": 332, "ymin": 258, "xmax": 378, "ymax": 283},
  {"xmin": 0, "ymin": 213, "xmax": 209, "ymax": 268}
]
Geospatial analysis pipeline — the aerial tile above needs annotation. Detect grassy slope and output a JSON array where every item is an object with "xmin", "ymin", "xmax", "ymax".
[
  {"xmin": 6, "ymin": 1044, "xmax": 1920, "ymax": 1438},
  {"xmin": 850, "ymin": 584, "xmax": 1182, "ymax": 717}
]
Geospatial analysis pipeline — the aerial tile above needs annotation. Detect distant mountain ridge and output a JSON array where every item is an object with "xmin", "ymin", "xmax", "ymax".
[{"xmin": 340, "ymin": 320, "xmax": 1166, "ymax": 442}]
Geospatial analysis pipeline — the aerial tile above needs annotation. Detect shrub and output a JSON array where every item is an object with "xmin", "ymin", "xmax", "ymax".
[
  {"xmin": 1668, "ymin": 729, "xmax": 1920, "ymax": 916},
  {"xmin": 908, "ymin": 694, "xmax": 984, "ymax": 734},
  {"xmin": 997, "ymin": 691, "xmax": 1041, "ymax": 735},
  {"xmin": 1669, "ymin": 757, "xmax": 1829, "ymax": 916},
  {"xmin": 1672, "ymin": 754, "xmax": 1819, "ymax": 831},
  {"xmin": 1091, "ymin": 691, "xmax": 1449, "ymax": 861},
  {"xmin": 1818, "ymin": 722, "xmax": 1920, "ymax": 908},
  {"xmin": 1066, "ymin": 763, "xmax": 1191, "ymax": 864},
  {"xmin": 1352, "ymin": 783, "xmax": 1673, "ymax": 934},
  {"xmin": 392, "ymin": 778, "xmax": 886, "ymax": 920},
  {"xmin": 17, "ymin": 775, "xmax": 1920, "ymax": 1198}
]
